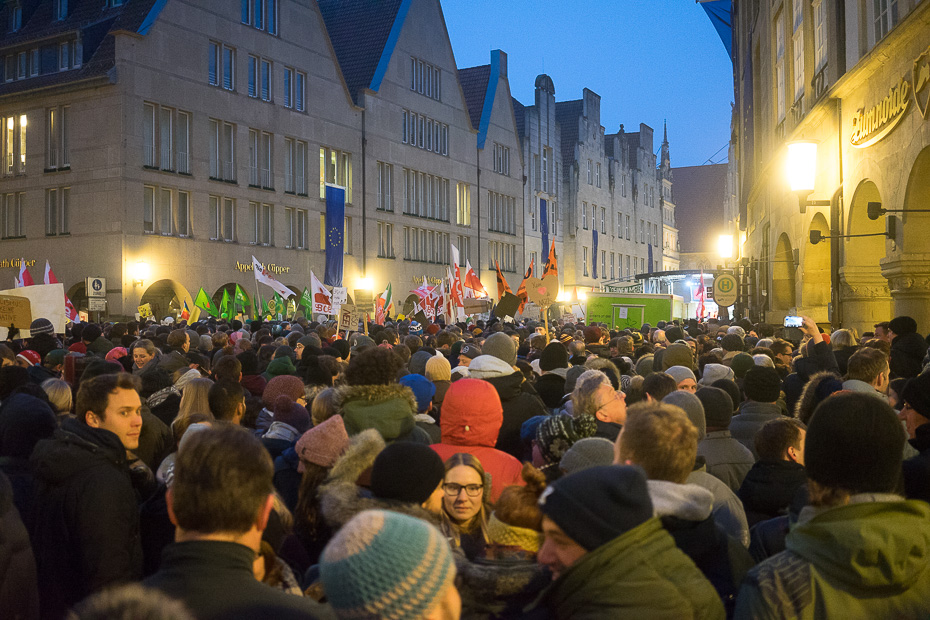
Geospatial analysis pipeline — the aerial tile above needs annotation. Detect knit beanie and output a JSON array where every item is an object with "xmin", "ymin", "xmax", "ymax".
[
  {"xmin": 295, "ymin": 415, "xmax": 349, "ymax": 472},
  {"xmin": 16, "ymin": 350, "xmax": 40, "ymax": 367},
  {"xmin": 696, "ymin": 386, "xmax": 734, "ymax": 429},
  {"xmin": 711, "ymin": 379, "xmax": 743, "ymax": 411},
  {"xmin": 370, "ymin": 442, "xmax": 445, "ymax": 505},
  {"xmin": 263, "ymin": 375, "xmax": 306, "ymax": 408},
  {"xmin": 743, "ymin": 366, "xmax": 782, "ymax": 403},
  {"xmin": 902, "ymin": 373, "xmax": 930, "ymax": 419},
  {"xmin": 559, "ymin": 437, "xmax": 616, "ymax": 475},
  {"xmin": 730, "ymin": 353, "xmax": 755, "ymax": 379},
  {"xmin": 425, "ymin": 356, "xmax": 452, "ymax": 382},
  {"xmin": 408, "ymin": 350, "xmax": 433, "ymax": 377},
  {"xmin": 635, "ymin": 355, "xmax": 654, "ymax": 377},
  {"xmin": 44, "ymin": 349, "xmax": 67, "ymax": 367},
  {"xmin": 105, "ymin": 347, "xmax": 128, "ymax": 363},
  {"xmin": 889, "ymin": 316, "xmax": 918, "ymax": 336},
  {"xmin": 321, "ymin": 510, "xmax": 456, "ymax": 620},
  {"xmin": 665, "ymin": 365, "xmax": 696, "ymax": 387},
  {"xmin": 331, "ymin": 340, "xmax": 350, "ymax": 360},
  {"xmin": 483, "ymin": 332, "xmax": 517, "ymax": 366},
  {"xmin": 459, "ymin": 343, "xmax": 481, "ymax": 360},
  {"xmin": 273, "ymin": 395, "xmax": 311, "ymax": 434},
  {"xmin": 237, "ymin": 351, "xmax": 259, "ymax": 375},
  {"xmin": 398, "ymin": 374, "xmax": 436, "ymax": 413},
  {"xmin": 700, "ymin": 363, "xmax": 734, "ymax": 386},
  {"xmin": 564, "ymin": 365, "xmax": 587, "ymax": 393},
  {"xmin": 661, "ymin": 343, "xmax": 693, "ymax": 371},
  {"xmin": 29, "ymin": 318, "xmax": 55, "ymax": 336},
  {"xmin": 540, "ymin": 342, "xmax": 570, "ymax": 372},
  {"xmin": 539, "ymin": 465, "xmax": 652, "ymax": 551},
  {"xmin": 535, "ymin": 413, "xmax": 597, "ymax": 466},
  {"xmin": 805, "ymin": 392, "xmax": 903, "ymax": 494},
  {"xmin": 663, "ymin": 390, "xmax": 706, "ymax": 440},
  {"xmin": 665, "ymin": 326, "xmax": 684, "ymax": 343},
  {"xmin": 583, "ymin": 325, "xmax": 602, "ymax": 344}
]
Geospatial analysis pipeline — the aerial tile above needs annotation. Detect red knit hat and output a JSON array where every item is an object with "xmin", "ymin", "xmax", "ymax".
[
  {"xmin": 16, "ymin": 350, "xmax": 41, "ymax": 366},
  {"xmin": 296, "ymin": 415, "xmax": 349, "ymax": 472},
  {"xmin": 262, "ymin": 375, "xmax": 305, "ymax": 408}
]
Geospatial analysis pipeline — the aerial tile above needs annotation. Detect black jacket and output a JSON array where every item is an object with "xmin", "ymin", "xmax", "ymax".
[
  {"xmin": 30, "ymin": 418, "xmax": 142, "ymax": 619},
  {"xmin": 534, "ymin": 373, "xmax": 566, "ymax": 410},
  {"xmin": 890, "ymin": 332, "xmax": 928, "ymax": 379},
  {"xmin": 0, "ymin": 471, "xmax": 39, "ymax": 620},
  {"xmin": 144, "ymin": 540, "xmax": 331, "ymax": 619},
  {"xmin": 737, "ymin": 460, "xmax": 807, "ymax": 526},
  {"xmin": 903, "ymin": 423, "xmax": 930, "ymax": 503},
  {"xmin": 484, "ymin": 372, "xmax": 548, "ymax": 459}
]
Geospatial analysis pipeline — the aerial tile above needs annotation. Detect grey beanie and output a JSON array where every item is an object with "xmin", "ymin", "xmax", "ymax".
[
  {"xmin": 560, "ymin": 437, "xmax": 616, "ymax": 475},
  {"xmin": 663, "ymin": 390, "xmax": 706, "ymax": 440},
  {"xmin": 699, "ymin": 363, "xmax": 734, "ymax": 386},
  {"xmin": 564, "ymin": 365, "xmax": 588, "ymax": 393},
  {"xmin": 408, "ymin": 350, "xmax": 433, "ymax": 376},
  {"xmin": 482, "ymin": 332, "xmax": 517, "ymax": 366},
  {"xmin": 665, "ymin": 365, "xmax": 697, "ymax": 386}
]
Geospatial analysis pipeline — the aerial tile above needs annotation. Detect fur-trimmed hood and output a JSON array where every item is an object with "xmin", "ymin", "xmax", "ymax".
[
  {"xmin": 454, "ymin": 549, "xmax": 550, "ymax": 620},
  {"xmin": 334, "ymin": 383, "xmax": 418, "ymax": 441},
  {"xmin": 319, "ymin": 429, "xmax": 439, "ymax": 530}
]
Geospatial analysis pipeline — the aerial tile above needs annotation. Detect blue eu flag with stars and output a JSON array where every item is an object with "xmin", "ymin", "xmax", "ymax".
[{"xmin": 324, "ymin": 185, "xmax": 345, "ymax": 286}]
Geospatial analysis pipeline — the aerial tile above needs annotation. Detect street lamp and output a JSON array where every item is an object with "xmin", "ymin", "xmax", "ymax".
[
  {"xmin": 786, "ymin": 141, "xmax": 831, "ymax": 213},
  {"xmin": 718, "ymin": 235, "xmax": 734, "ymax": 259},
  {"xmin": 132, "ymin": 260, "xmax": 149, "ymax": 287}
]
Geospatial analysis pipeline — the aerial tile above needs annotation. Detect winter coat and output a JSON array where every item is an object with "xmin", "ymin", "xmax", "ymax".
[
  {"xmin": 841, "ymin": 378, "xmax": 888, "ymax": 400},
  {"xmin": 30, "ymin": 418, "xmax": 143, "ymax": 619},
  {"xmin": 903, "ymin": 423, "xmax": 930, "ymax": 503},
  {"xmin": 729, "ymin": 401, "xmax": 784, "ymax": 459},
  {"xmin": 594, "ymin": 418, "xmax": 622, "ymax": 441},
  {"xmin": 272, "ymin": 447, "xmax": 302, "ymax": 512},
  {"xmin": 782, "ymin": 341, "xmax": 839, "ymax": 412},
  {"xmin": 432, "ymin": 379, "xmax": 451, "ymax": 422},
  {"xmin": 455, "ymin": 548, "xmax": 550, "ymax": 620},
  {"xmin": 26, "ymin": 363, "xmax": 57, "ymax": 386},
  {"xmin": 735, "ymin": 497, "xmax": 930, "ymax": 619},
  {"xmin": 649, "ymin": 480, "xmax": 754, "ymax": 617},
  {"xmin": 0, "ymin": 471, "xmax": 38, "ymax": 620},
  {"xmin": 136, "ymin": 408, "xmax": 173, "ymax": 472},
  {"xmin": 530, "ymin": 516, "xmax": 725, "ymax": 619},
  {"xmin": 832, "ymin": 345, "xmax": 858, "ymax": 376},
  {"xmin": 333, "ymin": 383, "xmax": 430, "ymax": 444},
  {"xmin": 86, "ymin": 336, "xmax": 115, "ymax": 357},
  {"xmin": 738, "ymin": 460, "xmax": 807, "ymax": 526},
  {"xmin": 688, "ymin": 467, "xmax": 751, "ymax": 547},
  {"xmin": 261, "ymin": 356, "xmax": 297, "ymax": 381},
  {"xmin": 157, "ymin": 349, "xmax": 189, "ymax": 375},
  {"xmin": 260, "ymin": 422, "xmax": 300, "ymax": 461},
  {"xmin": 468, "ymin": 355, "xmax": 548, "ymax": 458},
  {"xmin": 535, "ymin": 373, "xmax": 567, "ymax": 410},
  {"xmin": 698, "ymin": 430, "xmax": 755, "ymax": 493},
  {"xmin": 890, "ymin": 332, "xmax": 928, "ymax": 379}
]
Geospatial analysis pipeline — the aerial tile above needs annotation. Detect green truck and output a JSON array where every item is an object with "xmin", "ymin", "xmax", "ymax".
[{"xmin": 582, "ymin": 292, "xmax": 685, "ymax": 330}]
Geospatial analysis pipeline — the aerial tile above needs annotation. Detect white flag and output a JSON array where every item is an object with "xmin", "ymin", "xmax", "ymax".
[
  {"xmin": 310, "ymin": 270, "xmax": 333, "ymax": 315},
  {"xmin": 252, "ymin": 256, "xmax": 296, "ymax": 299}
]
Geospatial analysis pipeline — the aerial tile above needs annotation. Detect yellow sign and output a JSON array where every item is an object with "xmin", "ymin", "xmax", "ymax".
[
  {"xmin": 0, "ymin": 295, "xmax": 32, "ymax": 328},
  {"xmin": 138, "ymin": 303, "xmax": 154, "ymax": 318},
  {"xmin": 235, "ymin": 260, "xmax": 291, "ymax": 275},
  {"xmin": 850, "ymin": 78, "xmax": 910, "ymax": 148},
  {"xmin": 0, "ymin": 259, "xmax": 36, "ymax": 269}
]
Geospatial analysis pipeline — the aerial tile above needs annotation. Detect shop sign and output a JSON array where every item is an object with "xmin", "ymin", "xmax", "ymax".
[
  {"xmin": 0, "ymin": 259, "xmax": 36, "ymax": 269},
  {"xmin": 235, "ymin": 260, "xmax": 291, "ymax": 275}
]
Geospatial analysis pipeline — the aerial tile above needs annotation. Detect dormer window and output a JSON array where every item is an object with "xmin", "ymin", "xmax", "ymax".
[
  {"xmin": 55, "ymin": 0, "xmax": 67, "ymax": 20},
  {"xmin": 11, "ymin": 4, "xmax": 22, "ymax": 31}
]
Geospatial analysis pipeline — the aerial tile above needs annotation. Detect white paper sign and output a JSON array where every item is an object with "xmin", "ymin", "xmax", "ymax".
[
  {"xmin": 617, "ymin": 307, "xmax": 629, "ymax": 319},
  {"xmin": 332, "ymin": 287, "xmax": 348, "ymax": 305}
]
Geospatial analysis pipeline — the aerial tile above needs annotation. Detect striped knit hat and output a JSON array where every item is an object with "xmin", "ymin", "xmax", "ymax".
[{"xmin": 321, "ymin": 510, "xmax": 456, "ymax": 620}]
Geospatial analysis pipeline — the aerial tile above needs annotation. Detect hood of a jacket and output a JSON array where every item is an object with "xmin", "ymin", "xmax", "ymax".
[
  {"xmin": 439, "ymin": 379, "xmax": 503, "ymax": 447},
  {"xmin": 787, "ymin": 499, "xmax": 930, "ymax": 591},
  {"xmin": 467, "ymin": 355, "xmax": 515, "ymax": 380},
  {"xmin": 482, "ymin": 369, "xmax": 527, "ymax": 403},
  {"xmin": 892, "ymin": 332, "xmax": 929, "ymax": 359},
  {"xmin": 648, "ymin": 480, "xmax": 714, "ymax": 522},
  {"xmin": 31, "ymin": 417, "xmax": 127, "ymax": 485},
  {"xmin": 336, "ymin": 383, "xmax": 417, "ymax": 442}
]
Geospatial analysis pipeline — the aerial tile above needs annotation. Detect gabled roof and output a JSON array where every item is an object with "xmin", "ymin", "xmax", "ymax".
[
  {"xmin": 0, "ymin": 0, "xmax": 159, "ymax": 98},
  {"xmin": 512, "ymin": 97, "xmax": 525, "ymax": 141},
  {"xmin": 555, "ymin": 99, "xmax": 583, "ymax": 166},
  {"xmin": 318, "ymin": 0, "xmax": 409, "ymax": 105},
  {"xmin": 458, "ymin": 65, "xmax": 490, "ymax": 130}
]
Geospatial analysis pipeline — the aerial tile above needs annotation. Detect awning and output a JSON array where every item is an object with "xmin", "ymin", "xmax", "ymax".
[{"xmin": 699, "ymin": 0, "xmax": 733, "ymax": 59}]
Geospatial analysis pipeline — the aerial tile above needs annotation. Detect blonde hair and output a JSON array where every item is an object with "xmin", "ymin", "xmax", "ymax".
[
  {"xmin": 310, "ymin": 387, "xmax": 338, "ymax": 426},
  {"xmin": 41, "ymin": 378, "xmax": 72, "ymax": 415},
  {"xmin": 441, "ymin": 453, "xmax": 491, "ymax": 547},
  {"xmin": 178, "ymin": 377, "xmax": 214, "ymax": 418},
  {"xmin": 617, "ymin": 402, "xmax": 698, "ymax": 484}
]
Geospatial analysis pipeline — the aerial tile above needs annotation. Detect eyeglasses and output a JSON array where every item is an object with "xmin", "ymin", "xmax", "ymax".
[
  {"xmin": 596, "ymin": 390, "xmax": 623, "ymax": 411},
  {"xmin": 443, "ymin": 483, "xmax": 484, "ymax": 497}
]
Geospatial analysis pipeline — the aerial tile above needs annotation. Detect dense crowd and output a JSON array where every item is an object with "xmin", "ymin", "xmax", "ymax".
[{"xmin": 0, "ymin": 312, "xmax": 929, "ymax": 619}]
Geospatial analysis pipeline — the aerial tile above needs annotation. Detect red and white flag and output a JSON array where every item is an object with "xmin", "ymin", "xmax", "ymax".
[
  {"xmin": 463, "ymin": 259, "xmax": 488, "ymax": 298},
  {"xmin": 252, "ymin": 256, "xmax": 296, "ymax": 299},
  {"xmin": 696, "ymin": 270, "xmax": 706, "ymax": 320},
  {"xmin": 310, "ymin": 270, "xmax": 333, "ymax": 315},
  {"xmin": 449, "ymin": 244, "xmax": 466, "ymax": 321},
  {"xmin": 44, "ymin": 261, "xmax": 79, "ymax": 322},
  {"xmin": 14, "ymin": 259, "xmax": 34, "ymax": 288}
]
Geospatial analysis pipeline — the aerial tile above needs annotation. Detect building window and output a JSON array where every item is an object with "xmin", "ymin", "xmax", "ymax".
[
  {"xmin": 586, "ymin": 159, "xmax": 592, "ymax": 184},
  {"xmin": 621, "ymin": 174, "xmax": 626, "ymax": 197},
  {"xmin": 610, "ymin": 252, "xmax": 615, "ymax": 279},
  {"xmin": 160, "ymin": 188, "xmax": 173, "ymax": 235},
  {"xmin": 208, "ymin": 42, "xmax": 235, "ymax": 90},
  {"xmin": 55, "ymin": 0, "xmax": 67, "ymax": 20},
  {"xmin": 144, "ymin": 104, "xmax": 190, "ymax": 173},
  {"xmin": 284, "ymin": 207, "xmax": 307, "ymax": 249},
  {"xmin": 248, "ymin": 56, "xmax": 272, "ymax": 101},
  {"xmin": 2, "ymin": 192, "xmax": 23, "ymax": 238},
  {"xmin": 319, "ymin": 146, "xmax": 352, "ymax": 203},
  {"xmin": 378, "ymin": 162, "xmax": 393, "ymax": 211},
  {"xmin": 550, "ymin": 201, "xmax": 557, "ymax": 236},
  {"xmin": 46, "ymin": 106, "xmax": 70, "ymax": 171},
  {"xmin": 209, "ymin": 195, "xmax": 236, "ymax": 241},
  {"xmin": 775, "ymin": 12, "xmax": 786, "ymax": 121},
  {"xmin": 295, "ymin": 71, "xmax": 305, "ymax": 111},
  {"xmin": 223, "ymin": 44, "xmax": 235, "ymax": 90},
  {"xmin": 792, "ymin": 0, "xmax": 804, "ymax": 101},
  {"xmin": 493, "ymin": 143, "xmax": 510, "ymax": 175},
  {"xmin": 283, "ymin": 67, "xmax": 293, "ymax": 107},
  {"xmin": 377, "ymin": 221, "xmax": 394, "ymax": 258},
  {"xmin": 601, "ymin": 251, "xmax": 606, "ymax": 279},
  {"xmin": 456, "ymin": 235, "xmax": 470, "ymax": 266},
  {"xmin": 250, "ymin": 202, "xmax": 273, "ymax": 245},
  {"xmin": 600, "ymin": 207, "xmax": 606, "ymax": 233},
  {"xmin": 284, "ymin": 138, "xmax": 307, "ymax": 195},
  {"xmin": 813, "ymin": 0, "xmax": 826, "ymax": 70},
  {"xmin": 45, "ymin": 187, "xmax": 69, "ymax": 235},
  {"xmin": 595, "ymin": 163, "xmax": 601, "ymax": 188},
  {"xmin": 402, "ymin": 110, "xmax": 448, "ymax": 156},
  {"xmin": 410, "ymin": 56, "xmax": 441, "ymax": 101},
  {"xmin": 10, "ymin": 5, "xmax": 22, "ymax": 31},
  {"xmin": 174, "ymin": 190, "xmax": 189, "ymax": 236},
  {"xmin": 248, "ymin": 129, "xmax": 273, "ymax": 189},
  {"xmin": 625, "ymin": 215, "xmax": 631, "ymax": 239},
  {"xmin": 143, "ymin": 185, "xmax": 155, "ymax": 233},
  {"xmin": 582, "ymin": 202, "xmax": 588, "ymax": 230},
  {"xmin": 530, "ymin": 204, "xmax": 537, "ymax": 231},
  {"xmin": 640, "ymin": 219, "xmax": 645, "ymax": 243},
  {"xmin": 873, "ymin": 0, "xmax": 898, "ymax": 42},
  {"xmin": 243, "ymin": 0, "xmax": 278, "ymax": 35},
  {"xmin": 209, "ymin": 119, "xmax": 236, "ymax": 182},
  {"xmin": 542, "ymin": 148, "xmax": 549, "ymax": 192},
  {"xmin": 2, "ymin": 114, "xmax": 27, "ymax": 176},
  {"xmin": 488, "ymin": 191, "xmax": 516, "ymax": 234},
  {"xmin": 583, "ymin": 247, "xmax": 588, "ymax": 276},
  {"xmin": 403, "ymin": 168, "xmax": 448, "ymax": 220},
  {"xmin": 456, "ymin": 182, "xmax": 470, "ymax": 226}
]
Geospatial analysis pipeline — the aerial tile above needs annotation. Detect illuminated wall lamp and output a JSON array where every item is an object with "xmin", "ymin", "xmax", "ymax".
[
  {"xmin": 786, "ymin": 141, "xmax": 831, "ymax": 214},
  {"xmin": 132, "ymin": 260, "xmax": 150, "ymax": 287}
]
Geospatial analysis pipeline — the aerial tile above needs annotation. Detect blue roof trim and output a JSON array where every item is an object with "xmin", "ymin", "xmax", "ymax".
[
  {"xmin": 476, "ymin": 51, "xmax": 500, "ymax": 150},
  {"xmin": 369, "ymin": 0, "xmax": 414, "ymax": 92},
  {"xmin": 137, "ymin": 0, "xmax": 167, "ymax": 35}
]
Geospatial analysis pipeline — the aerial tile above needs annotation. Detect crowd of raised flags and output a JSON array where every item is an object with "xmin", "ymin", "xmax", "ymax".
[{"xmin": 13, "ymin": 259, "xmax": 80, "ymax": 323}]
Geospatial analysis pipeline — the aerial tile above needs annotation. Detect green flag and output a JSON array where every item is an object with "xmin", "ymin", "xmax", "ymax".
[
  {"xmin": 299, "ymin": 287, "xmax": 312, "ymax": 310},
  {"xmin": 220, "ymin": 289, "xmax": 231, "ymax": 319},
  {"xmin": 194, "ymin": 287, "xmax": 218, "ymax": 317},
  {"xmin": 234, "ymin": 284, "xmax": 248, "ymax": 313}
]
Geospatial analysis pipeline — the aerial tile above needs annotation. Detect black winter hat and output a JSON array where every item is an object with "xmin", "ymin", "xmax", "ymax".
[
  {"xmin": 743, "ymin": 366, "xmax": 782, "ymax": 403},
  {"xmin": 539, "ymin": 465, "xmax": 652, "ymax": 551},
  {"xmin": 711, "ymin": 379, "xmax": 743, "ymax": 409},
  {"xmin": 237, "ymin": 351, "xmax": 259, "ymax": 375},
  {"xmin": 370, "ymin": 442, "xmax": 445, "ymax": 505},
  {"xmin": 805, "ymin": 392, "xmax": 903, "ymax": 494},
  {"xmin": 889, "ymin": 316, "xmax": 918, "ymax": 336},
  {"xmin": 29, "ymin": 318, "xmax": 55, "ymax": 336},
  {"xmin": 902, "ymin": 373, "xmax": 930, "ymax": 419},
  {"xmin": 0, "ymin": 393, "xmax": 56, "ymax": 458},
  {"xmin": 696, "ymin": 386, "xmax": 734, "ymax": 429},
  {"xmin": 540, "ymin": 342, "xmax": 569, "ymax": 372}
]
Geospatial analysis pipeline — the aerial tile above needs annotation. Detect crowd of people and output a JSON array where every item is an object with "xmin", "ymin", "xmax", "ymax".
[{"xmin": 0, "ymin": 311, "xmax": 929, "ymax": 619}]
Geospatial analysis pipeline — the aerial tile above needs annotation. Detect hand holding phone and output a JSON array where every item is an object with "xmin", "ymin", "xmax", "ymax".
[{"xmin": 784, "ymin": 316, "xmax": 803, "ymax": 328}]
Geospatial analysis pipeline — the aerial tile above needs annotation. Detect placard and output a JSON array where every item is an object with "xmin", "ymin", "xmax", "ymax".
[
  {"xmin": 354, "ymin": 289, "xmax": 375, "ymax": 313},
  {"xmin": 0, "ymin": 295, "xmax": 32, "ymax": 329},
  {"xmin": 0, "ymin": 284, "xmax": 67, "ymax": 335},
  {"xmin": 138, "ymin": 303, "xmax": 154, "ymax": 318},
  {"xmin": 332, "ymin": 287, "xmax": 348, "ymax": 305},
  {"xmin": 338, "ymin": 304, "xmax": 359, "ymax": 332}
]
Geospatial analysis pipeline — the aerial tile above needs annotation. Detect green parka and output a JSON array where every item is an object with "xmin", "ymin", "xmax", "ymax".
[
  {"xmin": 735, "ymin": 499, "xmax": 930, "ymax": 619},
  {"xmin": 536, "ymin": 517, "xmax": 725, "ymax": 619}
]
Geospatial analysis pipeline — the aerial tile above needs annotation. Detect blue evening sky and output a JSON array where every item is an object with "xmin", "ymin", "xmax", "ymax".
[{"xmin": 442, "ymin": 0, "xmax": 733, "ymax": 167}]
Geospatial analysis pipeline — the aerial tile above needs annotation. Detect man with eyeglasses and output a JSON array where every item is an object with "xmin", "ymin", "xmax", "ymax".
[
  {"xmin": 901, "ymin": 373, "xmax": 930, "ymax": 503},
  {"xmin": 571, "ymin": 369, "xmax": 627, "ymax": 441}
]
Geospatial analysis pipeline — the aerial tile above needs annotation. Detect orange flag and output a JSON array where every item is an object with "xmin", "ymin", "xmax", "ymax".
[
  {"xmin": 516, "ymin": 259, "xmax": 534, "ymax": 314},
  {"xmin": 542, "ymin": 240, "xmax": 558, "ymax": 278},
  {"xmin": 495, "ymin": 260, "xmax": 513, "ymax": 300}
]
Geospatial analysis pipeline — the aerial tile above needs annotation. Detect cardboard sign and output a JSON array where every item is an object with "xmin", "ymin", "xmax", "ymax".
[
  {"xmin": 138, "ymin": 303, "xmax": 154, "ymax": 318},
  {"xmin": 525, "ymin": 274, "xmax": 559, "ymax": 308},
  {"xmin": 0, "ymin": 283, "xmax": 66, "ymax": 335},
  {"xmin": 332, "ymin": 287, "xmax": 348, "ymax": 305},
  {"xmin": 354, "ymin": 289, "xmax": 375, "ymax": 313},
  {"xmin": 463, "ymin": 298, "xmax": 491, "ymax": 315},
  {"xmin": 338, "ymin": 304, "xmax": 359, "ymax": 332},
  {"xmin": 492, "ymin": 292, "xmax": 521, "ymax": 319},
  {"xmin": 0, "ymin": 295, "xmax": 32, "ymax": 329}
]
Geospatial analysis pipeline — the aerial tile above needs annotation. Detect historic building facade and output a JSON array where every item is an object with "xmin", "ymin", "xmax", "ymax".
[{"xmin": 733, "ymin": 0, "xmax": 930, "ymax": 334}]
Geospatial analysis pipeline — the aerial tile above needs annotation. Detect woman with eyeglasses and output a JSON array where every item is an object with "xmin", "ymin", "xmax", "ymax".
[{"xmin": 441, "ymin": 453, "xmax": 491, "ymax": 559}]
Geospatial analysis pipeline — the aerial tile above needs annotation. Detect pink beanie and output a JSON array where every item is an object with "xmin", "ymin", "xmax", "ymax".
[{"xmin": 295, "ymin": 415, "xmax": 349, "ymax": 471}]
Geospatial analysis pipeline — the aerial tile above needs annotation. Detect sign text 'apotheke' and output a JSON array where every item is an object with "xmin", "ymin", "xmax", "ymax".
[{"xmin": 236, "ymin": 260, "xmax": 290, "ymax": 275}]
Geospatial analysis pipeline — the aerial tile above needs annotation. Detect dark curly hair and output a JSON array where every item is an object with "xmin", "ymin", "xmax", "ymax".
[{"xmin": 344, "ymin": 346, "xmax": 402, "ymax": 386}]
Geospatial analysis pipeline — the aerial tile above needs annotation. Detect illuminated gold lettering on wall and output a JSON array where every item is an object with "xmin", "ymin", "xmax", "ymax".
[
  {"xmin": 850, "ymin": 79, "xmax": 910, "ymax": 148},
  {"xmin": 236, "ymin": 260, "xmax": 290, "ymax": 275}
]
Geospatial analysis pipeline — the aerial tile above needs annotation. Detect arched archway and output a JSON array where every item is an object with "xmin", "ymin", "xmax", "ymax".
[
  {"xmin": 801, "ymin": 214, "xmax": 830, "ymax": 321},
  {"xmin": 140, "ymin": 279, "xmax": 194, "ymax": 322},
  {"xmin": 771, "ymin": 233, "xmax": 796, "ymax": 312},
  {"xmin": 839, "ymin": 180, "xmax": 891, "ymax": 335},
  {"xmin": 212, "ymin": 283, "xmax": 253, "ymax": 320},
  {"xmin": 67, "ymin": 282, "xmax": 88, "ymax": 313}
]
